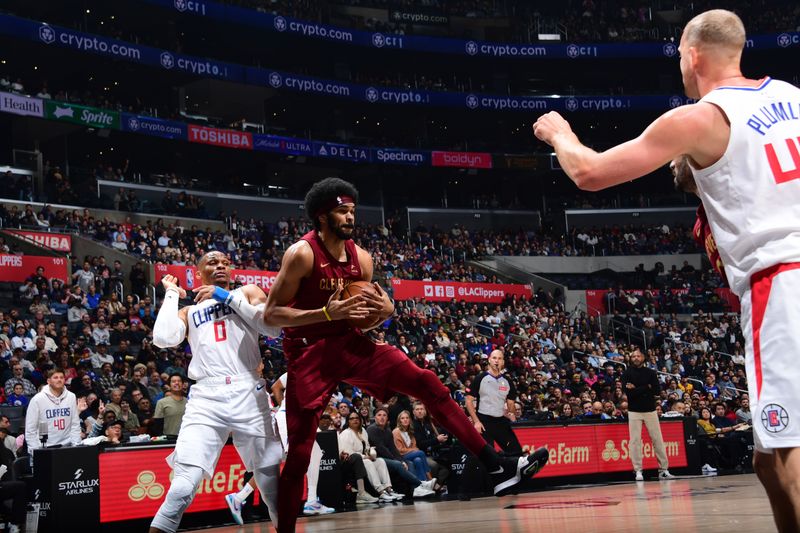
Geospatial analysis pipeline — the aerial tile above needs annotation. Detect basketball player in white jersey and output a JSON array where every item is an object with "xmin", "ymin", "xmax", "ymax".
[
  {"xmin": 149, "ymin": 251, "xmax": 283, "ymax": 533},
  {"xmin": 534, "ymin": 9, "xmax": 800, "ymax": 530}
]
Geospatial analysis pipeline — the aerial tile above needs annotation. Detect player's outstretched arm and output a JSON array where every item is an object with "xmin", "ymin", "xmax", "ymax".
[
  {"xmin": 153, "ymin": 274, "xmax": 189, "ymax": 348},
  {"xmin": 533, "ymin": 104, "xmax": 719, "ymax": 191},
  {"xmin": 263, "ymin": 240, "xmax": 369, "ymax": 328}
]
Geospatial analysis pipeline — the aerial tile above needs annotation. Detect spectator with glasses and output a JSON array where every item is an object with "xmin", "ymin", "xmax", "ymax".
[{"xmin": 4, "ymin": 362, "xmax": 36, "ymax": 398}]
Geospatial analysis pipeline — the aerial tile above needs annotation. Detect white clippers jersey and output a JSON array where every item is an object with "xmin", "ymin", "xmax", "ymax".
[
  {"xmin": 186, "ymin": 289, "xmax": 261, "ymax": 380},
  {"xmin": 692, "ymin": 78, "xmax": 800, "ymax": 297}
]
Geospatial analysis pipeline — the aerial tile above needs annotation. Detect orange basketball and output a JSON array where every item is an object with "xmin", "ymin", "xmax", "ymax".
[{"xmin": 341, "ymin": 280, "xmax": 378, "ymax": 329}]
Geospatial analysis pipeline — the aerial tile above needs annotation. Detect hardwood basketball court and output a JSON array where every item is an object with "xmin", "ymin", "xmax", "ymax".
[{"xmin": 202, "ymin": 473, "xmax": 774, "ymax": 532}]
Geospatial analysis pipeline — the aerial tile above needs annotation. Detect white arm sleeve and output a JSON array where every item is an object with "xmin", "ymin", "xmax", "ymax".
[
  {"xmin": 228, "ymin": 293, "xmax": 282, "ymax": 338},
  {"xmin": 152, "ymin": 290, "xmax": 187, "ymax": 348}
]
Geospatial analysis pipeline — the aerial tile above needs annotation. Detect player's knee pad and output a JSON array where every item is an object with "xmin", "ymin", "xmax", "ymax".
[
  {"xmin": 150, "ymin": 463, "xmax": 204, "ymax": 533},
  {"xmin": 169, "ymin": 463, "xmax": 204, "ymax": 508}
]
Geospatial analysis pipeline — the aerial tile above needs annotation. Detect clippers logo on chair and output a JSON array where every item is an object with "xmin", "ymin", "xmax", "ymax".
[{"xmin": 761, "ymin": 404, "xmax": 789, "ymax": 433}]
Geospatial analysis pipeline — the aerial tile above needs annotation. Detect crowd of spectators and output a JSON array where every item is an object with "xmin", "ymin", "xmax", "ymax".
[
  {"xmin": 0, "ymin": 200, "xmax": 702, "ymax": 286},
  {"xmin": 0, "ymin": 265, "xmax": 751, "ymax": 472},
  {"xmin": 0, "ymin": 197, "xmax": 753, "ymax": 487}
]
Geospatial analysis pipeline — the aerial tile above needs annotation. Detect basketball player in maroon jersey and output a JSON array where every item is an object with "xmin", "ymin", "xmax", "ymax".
[{"xmin": 264, "ymin": 178, "xmax": 548, "ymax": 532}]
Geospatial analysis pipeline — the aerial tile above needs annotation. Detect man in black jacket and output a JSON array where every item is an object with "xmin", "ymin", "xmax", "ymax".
[
  {"xmin": 366, "ymin": 408, "xmax": 435, "ymax": 498},
  {"xmin": 621, "ymin": 349, "xmax": 674, "ymax": 481}
]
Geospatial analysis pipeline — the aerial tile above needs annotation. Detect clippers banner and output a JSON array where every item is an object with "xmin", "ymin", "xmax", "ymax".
[
  {"xmin": 585, "ymin": 288, "xmax": 740, "ymax": 313},
  {"xmin": 0, "ymin": 254, "xmax": 68, "ymax": 283},
  {"xmin": 391, "ymin": 279, "xmax": 531, "ymax": 303},
  {"xmin": 154, "ymin": 264, "xmax": 277, "ymax": 291}
]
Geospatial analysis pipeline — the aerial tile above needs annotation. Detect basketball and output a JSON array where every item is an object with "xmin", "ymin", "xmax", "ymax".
[{"xmin": 341, "ymin": 280, "xmax": 378, "ymax": 329}]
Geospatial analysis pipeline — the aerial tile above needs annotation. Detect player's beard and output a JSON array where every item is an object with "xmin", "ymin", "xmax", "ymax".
[{"xmin": 327, "ymin": 213, "xmax": 354, "ymax": 240}]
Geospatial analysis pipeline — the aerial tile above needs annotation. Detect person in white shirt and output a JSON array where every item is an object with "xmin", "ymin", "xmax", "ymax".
[
  {"xmin": 24, "ymin": 368, "xmax": 81, "ymax": 453},
  {"xmin": 534, "ymin": 9, "xmax": 800, "ymax": 528},
  {"xmin": 338, "ymin": 412, "xmax": 402, "ymax": 504},
  {"xmin": 91, "ymin": 320, "xmax": 111, "ymax": 346}
]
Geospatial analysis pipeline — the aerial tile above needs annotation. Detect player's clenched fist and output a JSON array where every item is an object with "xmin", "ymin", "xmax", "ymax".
[
  {"xmin": 532, "ymin": 111, "xmax": 575, "ymax": 146},
  {"xmin": 161, "ymin": 274, "xmax": 187, "ymax": 299}
]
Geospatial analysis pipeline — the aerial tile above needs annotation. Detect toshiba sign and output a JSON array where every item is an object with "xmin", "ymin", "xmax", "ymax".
[
  {"xmin": 7, "ymin": 230, "xmax": 71, "ymax": 252},
  {"xmin": 431, "ymin": 150, "xmax": 493, "ymax": 169},
  {"xmin": 188, "ymin": 125, "xmax": 253, "ymax": 150}
]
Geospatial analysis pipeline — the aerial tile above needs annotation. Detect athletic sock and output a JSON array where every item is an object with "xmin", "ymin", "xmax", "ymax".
[{"xmin": 235, "ymin": 482, "xmax": 254, "ymax": 504}]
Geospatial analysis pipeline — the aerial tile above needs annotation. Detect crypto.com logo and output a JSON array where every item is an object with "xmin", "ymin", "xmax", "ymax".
[
  {"xmin": 465, "ymin": 94, "xmax": 479, "ymax": 109},
  {"xmin": 269, "ymin": 72, "xmax": 283, "ymax": 88},
  {"xmin": 366, "ymin": 87, "xmax": 379, "ymax": 103},
  {"xmin": 274, "ymin": 16, "xmax": 287, "ymax": 32},
  {"xmin": 566, "ymin": 44, "xmax": 580, "ymax": 59},
  {"xmin": 39, "ymin": 25, "xmax": 55, "ymax": 44},
  {"xmin": 160, "ymin": 52, "xmax": 175, "ymax": 69},
  {"xmin": 777, "ymin": 33, "xmax": 798, "ymax": 48},
  {"xmin": 465, "ymin": 41, "xmax": 478, "ymax": 55},
  {"xmin": 669, "ymin": 96, "xmax": 685, "ymax": 108},
  {"xmin": 662, "ymin": 42, "xmax": 677, "ymax": 57},
  {"xmin": 565, "ymin": 98, "xmax": 579, "ymax": 112}
]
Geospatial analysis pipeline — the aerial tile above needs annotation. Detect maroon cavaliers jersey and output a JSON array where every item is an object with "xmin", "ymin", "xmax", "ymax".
[{"xmin": 284, "ymin": 231, "xmax": 363, "ymax": 340}]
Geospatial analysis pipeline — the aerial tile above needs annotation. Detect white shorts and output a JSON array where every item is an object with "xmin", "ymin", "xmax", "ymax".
[
  {"xmin": 167, "ymin": 373, "xmax": 282, "ymax": 478},
  {"xmin": 742, "ymin": 264, "xmax": 800, "ymax": 452}
]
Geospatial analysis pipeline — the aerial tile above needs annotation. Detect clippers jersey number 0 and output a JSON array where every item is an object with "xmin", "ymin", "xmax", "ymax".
[{"xmin": 214, "ymin": 320, "xmax": 227, "ymax": 342}]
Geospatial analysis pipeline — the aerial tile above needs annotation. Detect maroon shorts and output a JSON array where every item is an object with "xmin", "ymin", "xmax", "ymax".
[{"xmin": 283, "ymin": 331, "xmax": 408, "ymax": 410}]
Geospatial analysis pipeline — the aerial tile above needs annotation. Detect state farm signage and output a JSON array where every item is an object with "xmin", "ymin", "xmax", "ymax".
[
  {"xmin": 512, "ymin": 420, "xmax": 688, "ymax": 478},
  {"xmin": 391, "ymin": 279, "xmax": 531, "ymax": 303},
  {"xmin": 99, "ymin": 444, "xmax": 253, "ymax": 522},
  {"xmin": 154, "ymin": 264, "xmax": 277, "ymax": 291},
  {"xmin": 7, "ymin": 230, "xmax": 71, "ymax": 252}
]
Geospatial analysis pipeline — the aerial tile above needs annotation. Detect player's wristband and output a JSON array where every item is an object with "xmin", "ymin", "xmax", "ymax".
[
  {"xmin": 211, "ymin": 286, "xmax": 233, "ymax": 305},
  {"xmin": 322, "ymin": 306, "xmax": 332, "ymax": 321}
]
